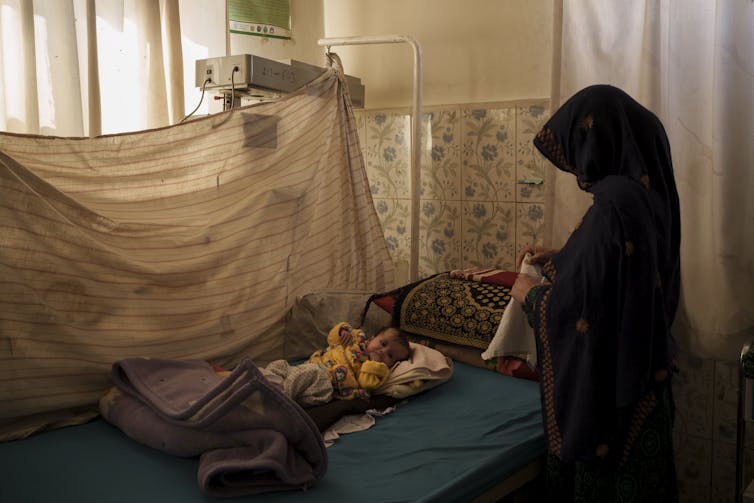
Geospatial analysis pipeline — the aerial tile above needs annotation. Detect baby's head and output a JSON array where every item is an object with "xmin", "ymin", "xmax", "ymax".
[{"xmin": 366, "ymin": 327, "xmax": 411, "ymax": 367}]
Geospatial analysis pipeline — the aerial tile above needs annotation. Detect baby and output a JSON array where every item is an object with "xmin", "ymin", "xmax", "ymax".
[{"xmin": 308, "ymin": 322, "xmax": 411, "ymax": 400}]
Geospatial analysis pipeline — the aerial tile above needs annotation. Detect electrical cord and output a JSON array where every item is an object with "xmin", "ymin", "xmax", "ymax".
[
  {"xmin": 230, "ymin": 66, "xmax": 239, "ymax": 110},
  {"xmin": 181, "ymin": 78, "xmax": 211, "ymax": 123}
]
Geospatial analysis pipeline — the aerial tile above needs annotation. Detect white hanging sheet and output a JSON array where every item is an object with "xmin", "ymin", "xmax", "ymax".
[{"xmin": 0, "ymin": 67, "xmax": 394, "ymax": 441}]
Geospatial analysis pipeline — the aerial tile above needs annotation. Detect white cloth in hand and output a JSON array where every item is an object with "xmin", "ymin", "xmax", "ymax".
[{"xmin": 480, "ymin": 254, "xmax": 541, "ymax": 365}]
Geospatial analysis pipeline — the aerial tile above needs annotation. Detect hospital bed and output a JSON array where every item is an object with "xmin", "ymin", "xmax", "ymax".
[{"xmin": 0, "ymin": 286, "xmax": 545, "ymax": 503}]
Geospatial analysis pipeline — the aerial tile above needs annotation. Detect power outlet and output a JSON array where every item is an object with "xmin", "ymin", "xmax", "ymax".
[
  {"xmin": 195, "ymin": 59, "xmax": 219, "ymax": 87},
  {"xmin": 195, "ymin": 56, "xmax": 250, "ymax": 89},
  {"xmin": 218, "ymin": 55, "xmax": 249, "ymax": 88}
]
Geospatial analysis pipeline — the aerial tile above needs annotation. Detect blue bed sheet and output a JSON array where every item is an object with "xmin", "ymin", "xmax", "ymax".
[{"xmin": 0, "ymin": 362, "xmax": 543, "ymax": 503}]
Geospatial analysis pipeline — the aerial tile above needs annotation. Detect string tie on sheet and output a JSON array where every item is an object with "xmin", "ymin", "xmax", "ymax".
[{"xmin": 326, "ymin": 51, "xmax": 344, "ymax": 73}]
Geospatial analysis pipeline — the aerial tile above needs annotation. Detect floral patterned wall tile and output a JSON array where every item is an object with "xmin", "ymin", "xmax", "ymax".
[
  {"xmin": 516, "ymin": 203, "xmax": 546, "ymax": 252},
  {"xmin": 359, "ymin": 101, "xmax": 549, "ymax": 279},
  {"xmin": 673, "ymin": 433, "xmax": 712, "ymax": 503},
  {"xmin": 713, "ymin": 360, "xmax": 740, "ymax": 444},
  {"xmin": 673, "ymin": 350, "xmax": 715, "ymax": 438},
  {"xmin": 516, "ymin": 104, "xmax": 548, "ymax": 203},
  {"xmin": 419, "ymin": 200, "xmax": 461, "ymax": 277},
  {"xmin": 461, "ymin": 108, "xmax": 516, "ymax": 203},
  {"xmin": 372, "ymin": 197, "xmax": 411, "ymax": 285},
  {"xmin": 353, "ymin": 110, "xmax": 367, "ymax": 160},
  {"xmin": 462, "ymin": 201, "xmax": 516, "ymax": 270},
  {"xmin": 710, "ymin": 441, "xmax": 749, "ymax": 503},
  {"xmin": 364, "ymin": 112, "xmax": 411, "ymax": 199},
  {"xmin": 421, "ymin": 108, "xmax": 461, "ymax": 201}
]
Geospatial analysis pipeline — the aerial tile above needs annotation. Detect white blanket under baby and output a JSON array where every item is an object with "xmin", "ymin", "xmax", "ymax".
[{"xmin": 375, "ymin": 343, "xmax": 453, "ymax": 399}]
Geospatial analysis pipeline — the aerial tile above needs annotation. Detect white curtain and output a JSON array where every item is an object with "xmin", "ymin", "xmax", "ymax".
[
  {"xmin": 0, "ymin": 0, "xmax": 220, "ymax": 137},
  {"xmin": 548, "ymin": 0, "xmax": 754, "ymax": 360}
]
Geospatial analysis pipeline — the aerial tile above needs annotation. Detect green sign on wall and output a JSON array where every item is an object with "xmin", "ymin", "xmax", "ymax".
[{"xmin": 228, "ymin": 0, "xmax": 291, "ymax": 39}]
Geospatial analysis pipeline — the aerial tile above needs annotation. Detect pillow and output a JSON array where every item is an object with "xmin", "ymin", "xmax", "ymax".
[
  {"xmin": 369, "ymin": 268, "xmax": 515, "ymax": 316},
  {"xmin": 389, "ymin": 273, "xmax": 512, "ymax": 350}
]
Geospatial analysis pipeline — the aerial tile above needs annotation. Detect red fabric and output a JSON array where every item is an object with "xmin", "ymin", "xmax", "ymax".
[
  {"xmin": 372, "ymin": 295, "xmax": 396, "ymax": 314},
  {"xmin": 493, "ymin": 357, "xmax": 539, "ymax": 381},
  {"xmin": 448, "ymin": 268, "xmax": 518, "ymax": 287},
  {"xmin": 479, "ymin": 271, "xmax": 518, "ymax": 287}
]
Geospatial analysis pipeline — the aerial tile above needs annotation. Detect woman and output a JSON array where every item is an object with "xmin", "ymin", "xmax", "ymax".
[{"xmin": 511, "ymin": 85, "xmax": 680, "ymax": 502}]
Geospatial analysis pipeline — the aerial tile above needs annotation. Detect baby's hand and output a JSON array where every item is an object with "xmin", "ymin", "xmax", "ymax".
[{"xmin": 339, "ymin": 326, "xmax": 353, "ymax": 346}]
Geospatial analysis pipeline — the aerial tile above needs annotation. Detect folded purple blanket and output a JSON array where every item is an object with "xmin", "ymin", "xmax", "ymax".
[{"xmin": 100, "ymin": 357, "xmax": 327, "ymax": 498}]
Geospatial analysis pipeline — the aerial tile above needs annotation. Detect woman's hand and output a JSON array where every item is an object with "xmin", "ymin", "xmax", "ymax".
[
  {"xmin": 515, "ymin": 244, "xmax": 559, "ymax": 271},
  {"xmin": 511, "ymin": 273, "xmax": 540, "ymax": 304}
]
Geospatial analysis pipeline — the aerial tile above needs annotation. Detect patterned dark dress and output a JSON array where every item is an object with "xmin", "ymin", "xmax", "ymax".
[{"xmin": 524, "ymin": 85, "xmax": 681, "ymax": 502}]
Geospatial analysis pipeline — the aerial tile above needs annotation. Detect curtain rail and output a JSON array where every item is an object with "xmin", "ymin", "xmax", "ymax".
[{"xmin": 318, "ymin": 35, "xmax": 423, "ymax": 282}]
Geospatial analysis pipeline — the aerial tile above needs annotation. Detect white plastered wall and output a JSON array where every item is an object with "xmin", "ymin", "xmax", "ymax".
[{"xmin": 322, "ymin": 0, "xmax": 553, "ymax": 108}]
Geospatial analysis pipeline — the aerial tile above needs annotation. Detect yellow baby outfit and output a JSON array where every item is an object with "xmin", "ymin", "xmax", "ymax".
[{"xmin": 308, "ymin": 322, "xmax": 391, "ymax": 400}]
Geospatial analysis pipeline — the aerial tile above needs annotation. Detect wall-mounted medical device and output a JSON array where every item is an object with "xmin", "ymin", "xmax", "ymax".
[{"xmin": 195, "ymin": 54, "xmax": 365, "ymax": 110}]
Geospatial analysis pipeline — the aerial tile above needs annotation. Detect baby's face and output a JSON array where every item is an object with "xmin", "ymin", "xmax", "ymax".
[{"xmin": 366, "ymin": 329, "xmax": 410, "ymax": 367}]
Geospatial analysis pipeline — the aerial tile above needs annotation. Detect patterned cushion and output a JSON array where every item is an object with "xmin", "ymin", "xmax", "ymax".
[{"xmin": 391, "ymin": 273, "xmax": 512, "ymax": 350}]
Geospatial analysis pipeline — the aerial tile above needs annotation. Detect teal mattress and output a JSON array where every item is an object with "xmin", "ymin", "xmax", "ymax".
[{"xmin": 0, "ymin": 362, "xmax": 543, "ymax": 503}]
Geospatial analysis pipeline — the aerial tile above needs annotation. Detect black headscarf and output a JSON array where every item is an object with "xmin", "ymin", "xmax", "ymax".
[{"xmin": 530, "ymin": 85, "xmax": 680, "ymax": 462}]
